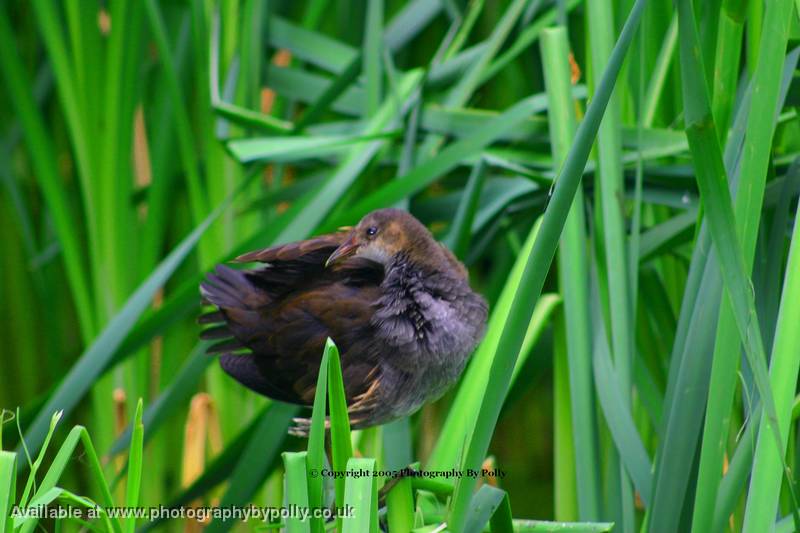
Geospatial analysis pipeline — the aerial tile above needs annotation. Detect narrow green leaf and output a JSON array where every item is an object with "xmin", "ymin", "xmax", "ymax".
[
  {"xmin": 18, "ymin": 411, "xmax": 63, "ymax": 508},
  {"xmin": 743, "ymin": 182, "xmax": 800, "ymax": 531},
  {"xmin": 363, "ymin": 0, "xmax": 383, "ymax": 115},
  {"xmin": 0, "ymin": 451, "xmax": 16, "ymax": 533},
  {"xmin": 306, "ymin": 341, "xmax": 332, "ymax": 533},
  {"xmin": 441, "ymin": 0, "xmax": 528, "ymax": 110},
  {"xmin": 0, "ymin": 5, "xmax": 95, "ymax": 340},
  {"xmin": 443, "ymin": 0, "xmax": 484, "ymax": 61},
  {"xmin": 383, "ymin": 0, "xmax": 441, "ymax": 52},
  {"xmin": 283, "ymin": 452, "xmax": 311, "ymax": 533},
  {"xmin": 328, "ymin": 95, "xmax": 549, "ymax": 228},
  {"xmin": 443, "ymin": 160, "xmax": 487, "ymax": 258},
  {"xmin": 651, "ymin": 24, "xmax": 794, "ymax": 533},
  {"xmin": 274, "ymin": 70, "xmax": 423, "ymax": 244},
  {"xmin": 227, "ymin": 132, "xmax": 398, "ymax": 163},
  {"xmin": 670, "ymin": 3, "xmax": 799, "ymax": 533},
  {"xmin": 213, "ymin": 101, "xmax": 293, "ymax": 133},
  {"xmin": 642, "ymin": 14, "xmax": 678, "ymax": 127},
  {"xmin": 464, "ymin": 485, "xmax": 512, "ymax": 533},
  {"xmin": 586, "ymin": 0, "xmax": 636, "ymax": 524},
  {"xmin": 638, "ymin": 210, "xmax": 697, "ymax": 262},
  {"xmin": 541, "ymin": 25, "xmax": 600, "ymax": 520},
  {"xmin": 269, "ymin": 16, "xmax": 356, "ymax": 73},
  {"xmin": 19, "ymin": 487, "xmax": 115, "ymax": 532},
  {"xmin": 144, "ymin": 406, "xmax": 282, "ymax": 531},
  {"xmin": 144, "ymin": 0, "xmax": 208, "ymax": 225},
  {"xmin": 692, "ymin": 0, "xmax": 796, "ymax": 527},
  {"xmin": 386, "ymin": 476, "xmax": 414, "ymax": 533},
  {"xmin": 447, "ymin": 1, "xmax": 647, "ymax": 529},
  {"xmin": 341, "ymin": 458, "xmax": 377, "ymax": 533},
  {"xmin": 479, "ymin": 0, "xmax": 582, "ymax": 84},
  {"xmin": 711, "ymin": 0, "xmax": 746, "ymax": 137},
  {"xmin": 206, "ymin": 402, "xmax": 296, "ymax": 533},
  {"xmin": 109, "ymin": 343, "xmax": 212, "ymax": 456},
  {"xmin": 326, "ymin": 339, "xmax": 353, "ymax": 527},
  {"xmin": 17, "ymin": 187, "xmax": 240, "ymax": 466},
  {"xmin": 712, "ymin": 408, "xmax": 760, "ymax": 532},
  {"xmin": 124, "ymin": 399, "xmax": 144, "ymax": 533},
  {"xmin": 591, "ymin": 304, "xmax": 652, "ymax": 504},
  {"xmin": 18, "ymin": 425, "xmax": 119, "ymax": 533},
  {"xmin": 295, "ymin": 57, "xmax": 361, "ymax": 130},
  {"xmin": 511, "ymin": 520, "xmax": 614, "ymax": 532}
]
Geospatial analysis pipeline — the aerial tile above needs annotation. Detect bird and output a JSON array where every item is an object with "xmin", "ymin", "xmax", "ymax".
[{"xmin": 198, "ymin": 208, "xmax": 488, "ymax": 434}]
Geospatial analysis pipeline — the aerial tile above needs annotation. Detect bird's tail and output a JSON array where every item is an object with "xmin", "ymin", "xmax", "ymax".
[
  {"xmin": 199, "ymin": 265, "xmax": 266, "ymax": 354},
  {"xmin": 200, "ymin": 264, "xmax": 263, "ymax": 310}
]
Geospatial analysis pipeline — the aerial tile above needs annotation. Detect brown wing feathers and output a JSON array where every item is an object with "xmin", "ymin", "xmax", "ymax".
[
  {"xmin": 231, "ymin": 234, "xmax": 347, "ymax": 299},
  {"xmin": 199, "ymin": 233, "xmax": 384, "ymax": 413},
  {"xmin": 233, "ymin": 233, "xmax": 347, "ymax": 264}
]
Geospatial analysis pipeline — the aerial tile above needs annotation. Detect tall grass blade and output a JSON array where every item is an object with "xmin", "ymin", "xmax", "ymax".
[
  {"xmin": 0, "ymin": 451, "xmax": 16, "ymax": 533},
  {"xmin": 386, "ymin": 474, "xmax": 415, "ymax": 533},
  {"xmin": 205, "ymin": 402, "xmax": 296, "ymax": 533},
  {"xmin": 691, "ymin": 0, "xmax": 796, "ymax": 527},
  {"xmin": 511, "ymin": 521, "xmax": 613, "ymax": 532},
  {"xmin": 426, "ymin": 218, "xmax": 544, "ymax": 470},
  {"xmin": 109, "ymin": 344, "xmax": 212, "ymax": 456},
  {"xmin": 283, "ymin": 451, "xmax": 312, "ymax": 533},
  {"xmin": 363, "ymin": 0, "xmax": 383, "ymax": 116},
  {"xmin": 17, "ymin": 423, "xmax": 120, "ymax": 533},
  {"xmin": 326, "ymin": 339, "xmax": 353, "ymax": 531},
  {"xmin": 330, "ymin": 95, "xmax": 550, "ymax": 227},
  {"xmin": 541, "ymin": 25, "xmax": 600, "ymax": 520},
  {"xmin": 17, "ymin": 189, "xmax": 240, "ymax": 466},
  {"xmin": 123, "ymin": 399, "xmax": 144, "ymax": 533},
  {"xmin": 143, "ymin": 0, "xmax": 207, "ymax": 226},
  {"xmin": 464, "ymin": 485, "xmax": 513, "ymax": 533},
  {"xmin": 0, "ymin": 5, "xmax": 95, "ymax": 340},
  {"xmin": 591, "ymin": 301, "xmax": 652, "ymax": 504},
  {"xmin": 447, "ymin": 1, "xmax": 647, "ymax": 529},
  {"xmin": 586, "ymin": 1, "xmax": 636, "ymax": 525},
  {"xmin": 743, "ymin": 186, "xmax": 800, "ymax": 532},
  {"xmin": 342, "ymin": 458, "xmax": 377, "ymax": 533},
  {"xmin": 306, "ymin": 341, "xmax": 333, "ymax": 533},
  {"xmin": 443, "ymin": 160, "xmax": 487, "ymax": 259},
  {"xmin": 669, "ymin": 2, "xmax": 794, "ymax": 532}
]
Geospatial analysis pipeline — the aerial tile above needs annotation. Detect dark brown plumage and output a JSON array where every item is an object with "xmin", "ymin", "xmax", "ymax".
[{"xmin": 199, "ymin": 208, "xmax": 488, "ymax": 433}]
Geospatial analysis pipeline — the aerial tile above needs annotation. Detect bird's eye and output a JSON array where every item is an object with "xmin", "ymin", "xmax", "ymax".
[{"xmin": 366, "ymin": 226, "xmax": 378, "ymax": 237}]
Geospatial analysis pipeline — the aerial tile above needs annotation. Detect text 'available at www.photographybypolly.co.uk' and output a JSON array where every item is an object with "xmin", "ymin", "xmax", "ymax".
[{"xmin": 11, "ymin": 504, "xmax": 354, "ymax": 523}]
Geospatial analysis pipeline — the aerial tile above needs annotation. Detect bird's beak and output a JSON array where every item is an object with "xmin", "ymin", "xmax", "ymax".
[{"xmin": 326, "ymin": 235, "xmax": 359, "ymax": 268}]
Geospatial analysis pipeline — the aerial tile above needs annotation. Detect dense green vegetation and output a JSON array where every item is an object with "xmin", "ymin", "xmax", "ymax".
[{"xmin": 1, "ymin": 0, "xmax": 800, "ymax": 531}]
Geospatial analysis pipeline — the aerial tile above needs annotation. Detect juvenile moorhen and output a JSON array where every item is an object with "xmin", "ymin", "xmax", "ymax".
[{"xmin": 199, "ymin": 208, "xmax": 488, "ymax": 433}]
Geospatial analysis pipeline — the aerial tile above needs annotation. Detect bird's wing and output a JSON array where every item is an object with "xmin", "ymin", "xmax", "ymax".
[
  {"xmin": 243, "ymin": 283, "xmax": 383, "ymax": 405},
  {"xmin": 201, "ymin": 263, "xmax": 384, "ymax": 408},
  {"xmin": 233, "ymin": 232, "xmax": 348, "ymax": 264},
  {"xmin": 232, "ymin": 232, "xmax": 383, "ymax": 300}
]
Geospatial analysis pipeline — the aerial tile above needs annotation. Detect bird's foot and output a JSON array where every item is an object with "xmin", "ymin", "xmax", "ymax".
[{"xmin": 288, "ymin": 416, "xmax": 312, "ymax": 437}]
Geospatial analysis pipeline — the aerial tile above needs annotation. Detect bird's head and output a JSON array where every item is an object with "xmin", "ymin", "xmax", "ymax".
[{"xmin": 325, "ymin": 208, "xmax": 444, "ymax": 269}]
